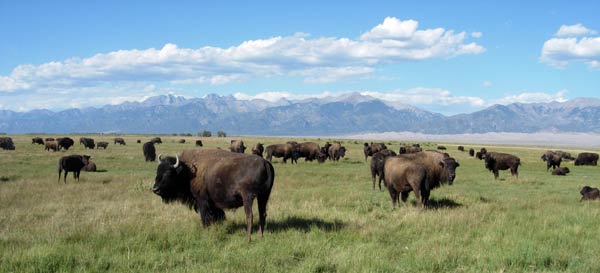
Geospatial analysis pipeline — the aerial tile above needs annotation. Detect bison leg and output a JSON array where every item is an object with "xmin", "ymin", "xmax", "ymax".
[
  {"xmin": 64, "ymin": 171, "xmax": 69, "ymax": 183},
  {"xmin": 387, "ymin": 188, "xmax": 399, "ymax": 209},
  {"xmin": 196, "ymin": 200, "xmax": 213, "ymax": 227},
  {"xmin": 493, "ymin": 170, "xmax": 499, "ymax": 179},
  {"xmin": 257, "ymin": 194, "xmax": 269, "ymax": 238},
  {"xmin": 511, "ymin": 167, "xmax": 519, "ymax": 179},
  {"xmin": 401, "ymin": 192, "xmax": 409, "ymax": 203},
  {"xmin": 243, "ymin": 194, "xmax": 256, "ymax": 242}
]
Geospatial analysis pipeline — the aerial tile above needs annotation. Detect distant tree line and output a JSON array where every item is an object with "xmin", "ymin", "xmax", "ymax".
[{"xmin": 196, "ymin": 130, "xmax": 227, "ymax": 137}]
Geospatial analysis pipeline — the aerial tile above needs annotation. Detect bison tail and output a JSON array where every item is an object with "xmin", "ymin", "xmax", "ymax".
[{"xmin": 264, "ymin": 160, "xmax": 275, "ymax": 191}]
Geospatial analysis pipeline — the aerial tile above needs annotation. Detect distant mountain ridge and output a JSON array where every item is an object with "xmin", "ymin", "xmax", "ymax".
[{"xmin": 1, "ymin": 94, "xmax": 600, "ymax": 135}]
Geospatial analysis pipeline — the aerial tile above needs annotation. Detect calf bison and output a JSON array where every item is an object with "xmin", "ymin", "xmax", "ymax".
[
  {"xmin": 551, "ymin": 167, "xmax": 570, "ymax": 176},
  {"xmin": 32, "ymin": 137, "xmax": 44, "ymax": 145},
  {"xmin": 574, "ymin": 152, "xmax": 599, "ymax": 166},
  {"xmin": 114, "ymin": 138, "xmax": 126, "ymax": 145},
  {"xmin": 384, "ymin": 151, "xmax": 460, "ymax": 208},
  {"xmin": 45, "ymin": 141, "xmax": 58, "ymax": 152},
  {"xmin": 364, "ymin": 142, "xmax": 387, "ymax": 161},
  {"xmin": 195, "ymin": 140, "xmax": 203, "ymax": 147},
  {"xmin": 57, "ymin": 137, "xmax": 74, "ymax": 151},
  {"xmin": 0, "ymin": 137, "xmax": 15, "ymax": 150},
  {"xmin": 370, "ymin": 149, "xmax": 397, "ymax": 190},
  {"xmin": 83, "ymin": 160, "xmax": 97, "ymax": 172},
  {"xmin": 484, "ymin": 152, "xmax": 521, "ymax": 179},
  {"xmin": 152, "ymin": 149, "xmax": 275, "ymax": 241},
  {"xmin": 96, "ymin": 141, "xmax": 109, "ymax": 149},
  {"xmin": 541, "ymin": 151, "xmax": 562, "ymax": 171},
  {"xmin": 230, "ymin": 140, "xmax": 246, "ymax": 153},
  {"xmin": 252, "ymin": 143, "xmax": 264, "ymax": 158},
  {"xmin": 143, "ymin": 142, "xmax": 156, "ymax": 162},
  {"xmin": 58, "ymin": 155, "xmax": 89, "ymax": 183},
  {"xmin": 266, "ymin": 143, "xmax": 297, "ymax": 164},
  {"xmin": 580, "ymin": 186, "xmax": 600, "ymax": 201}
]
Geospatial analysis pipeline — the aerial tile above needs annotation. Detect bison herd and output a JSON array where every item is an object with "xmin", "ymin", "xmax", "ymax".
[{"xmin": 2, "ymin": 135, "xmax": 600, "ymax": 241}]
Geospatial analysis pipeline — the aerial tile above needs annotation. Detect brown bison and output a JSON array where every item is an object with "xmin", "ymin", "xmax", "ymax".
[
  {"xmin": 57, "ymin": 137, "xmax": 74, "ymax": 151},
  {"xmin": 96, "ymin": 141, "xmax": 109, "ymax": 149},
  {"xmin": 230, "ymin": 140, "xmax": 246, "ymax": 153},
  {"xmin": 551, "ymin": 167, "xmax": 569, "ymax": 176},
  {"xmin": 574, "ymin": 152, "xmax": 599, "ymax": 166},
  {"xmin": 80, "ymin": 137, "xmax": 95, "ymax": 149},
  {"xmin": 252, "ymin": 143, "xmax": 264, "ymax": 158},
  {"xmin": 143, "ymin": 142, "xmax": 156, "ymax": 162},
  {"xmin": 328, "ymin": 143, "xmax": 346, "ymax": 161},
  {"xmin": 399, "ymin": 146, "xmax": 422, "ymax": 154},
  {"xmin": 45, "ymin": 137, "xmax": 55, "ymax": 142},
  {"xmin": 151, "ymin": 137, "xmax": 162, "ymax": 144},
  {"xmin": 83, "ymin": 160, "xmax": 97, "ymax": 172},
  {"xmin": 457, "ymin": 146, "xmax": 464, "ymax": 152},
  {"xmin": 32, "ymin": 137, "xmax": 44, "ymax": 145},
  {"xmin": 178, "ymin": 139, "xmax": 186, "ymax": 144},
  {"xmin": 58, "ymin": 155, "xmax": 89, "ymax": 183},
  {"xmin": 266, "ymin": 143, "xmax": 297, "ymax": 164},
  {"xmin": 580, "ymin": 186, "xmax": 600, "ymax": 201},
  {"xmin": 476, "ymin": 152, "xmax": 484, "ymax": 160},
  {"xmin": 45, "ymin": 141, "xmax": 58, "ymax": 152},
  {"xmin": 384, "ymin": 151, "xmax": 460, "ymax": 208},
  {"xmin": 0, "ymin": 137, "xmax": 15, "ymax": 150},
  {"xmin": 555, "ymin": 150, "xmax": 575, "ymax": 161},
  {"xmin": 541, "ymin": 151, "xmax": 562, "ymax": 171},
  {"xmin": 195, "ymin": 140, "xmax": 203, "ymax": 147},
  {"xmin": 137, "ymin": 139, "xmax": 142, "ymax": 144},
  {"xmin": 114, "ymin": 137, "xmax": 126, "ymax": 145},
  {"xmin": 364, "ymin": 142, "xmax": 387, "ymax": 161},
  {"xmin": 469, "ymin": 148, "xmax": 475, "ymax": 157},
  {"xmin": 370, "ymin": 149, "xmax": 397, "ymax": 190},
  {"xmin": 297, "ymin": 142, "xmax": 325, "ymax": 163},
  {"xmin": 484, "ymin": 152, "xmax": 521, "ymax": 179},
  {"xmin": 437, "ymin": 145, "xmax": 447, "ymax": 150},
  {"xmin": 152, "ymin": 149, "xmax": 274, "ymax": 241}
]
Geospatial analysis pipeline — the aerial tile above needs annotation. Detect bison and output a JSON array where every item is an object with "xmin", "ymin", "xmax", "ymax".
[
  {"xmin": 574, "ymin": 152, "xmax": 599, "ymax": 166},
  {"xmin": 151, "ymin": 137, "xmax": 162, "ymax": 144},
  {"xmin": 551, "ymin": 167, "xmax": 570, "ymax": 176},
  {"xmin": 580, "ymin": 186, "xmax": 600, "ymax": 201},
  {"xmin": 114, "ymin": 137, "xmax": 126, "ymax": 145},
  {"xmin": 45, "ymin": 137, "xmax": 55, "ymax": 142},
  {"xmin": 83, "ymin": 160, "xmax": 97, "ymax": 172},
  {"xmin": 457, "ymin": 146, "xmax": 464, "ymax": 152},
  {"xmin": 370, "ymin": 149, "xmax": 397, "ymax": 190},
  {"xmin": 80, "ymin": 137, "xmax": 95, "ymax": 149},
  {"xmin": 137, "ymin": 139, "xmax": 142, "ymax": 144},
  {"xmin": 469, "ymin": 148, "xmax": 475, "ymax": 157},
  {"xmin": 152, "ymin": 149, "xmax": 275, "ymax": 241},
  {"xmin": 96, "ymin": 141, "xmax": 109, "ymax": 149},
  {"xmin": 266, "ymin": 143, "xmax": 297, "ymax": 164},
  {"xmin": 143, "ymin": 142, "xmax": 156, "ymax": 162},
  {"xmin": 58, "ymin": 155, "xmax": 89, "ymax": 183},
  {"xmin": 484, "ymin": 152, "xmax": 521, "ymax": 179},
  {"xmin": 57, "ymin": 137, "xmax": 74, "ymax": 151},
  {"xmin": 178, "ymin": 139, "xmax": 186, "ymax": 144},
  {"xmin": 230, "ymin": 140, "xmax": 246, "ymax": 153},
  {"xmin": 555, "ymin": 150, "xmax": 575, "ymax": 161},
  {"xmin": 0, "ymin": 137, "xmax": 15, "ymax": 150},
  {"xmin": 328, "ymin": 143, "xmax": 346, "ymax": 161},
  {"xmin": 476, "ymin": 152, "xmax": 484, "ymax": 160},
  {"xmin": 252, "ymin": 143, "xmax": 264, "ymax": 158},
  {"xmin": 32, "ymin": 137, "xmax": 44, "ymax": 145},
  {"xmin": 541, "ymin": 151, "xmax": 562, "ymax": 171},
  {"xmin": 399, "ymin": 146, "xmax": 422, "ymax": 154},
  {"xmin": 45, "ymin": 141, "xmax": 58, "ymax": 152},
  {"xmin": 364, "ymin": 142, "xmax": 387, "ymax": 161},
  {"xmin": 195, "ymin": 140, "xmax": 203, "ymax": 147},
  {"xmin": 384, "ymin": 151, "xmax": 460, "ymax": 208},
  {"xmin": 437, "ymin": 145, "xmax": 447, "ymax": 150},
  {"xmin": 297, "ymin": 142, "xmax": 325, "ymax": 163}
]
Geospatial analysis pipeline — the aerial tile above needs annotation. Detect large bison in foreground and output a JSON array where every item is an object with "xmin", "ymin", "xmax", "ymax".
[
  {"xmin": 484, "ymin": 152, "xmax": 521, "ymax": 179},
  {"xmin": 152, "ymin": 149, "xmax": 274, "ymax": 241},
  {"xmin": 384, "ymin": 151, "xmax": 459, "ymax": 208},
  {"xmin": 574, "ymin": 152, "xmax": 599, "ymax": 166}
]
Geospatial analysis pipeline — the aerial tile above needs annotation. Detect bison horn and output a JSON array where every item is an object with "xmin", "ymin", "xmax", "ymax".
[{"xmin": 173, "ymin": 154, "xmax": 180, "ymax": 168}]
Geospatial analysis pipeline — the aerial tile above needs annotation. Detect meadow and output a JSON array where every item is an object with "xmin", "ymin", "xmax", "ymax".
[{"xmin": 1, "ymin": 135, "xmax": 599, "ymax": 273}]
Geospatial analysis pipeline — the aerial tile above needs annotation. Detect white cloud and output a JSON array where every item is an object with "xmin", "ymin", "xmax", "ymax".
[
  {"xmin": 471, "ymin": 32, "xmax": 483, "ymax": 38},
  {"xmin": 482, "ymin": 80, "xmax": 493, "ymax": 88},
  {"xmin": 362, "ymin": 88, "xmax": 487, "ymax": 107},
  {"xmin": 492, "ymin": 90, "xmax": 568, "ymax": 105},
  {"xmin": 541, "ymin": 24, "xmax": 600, "ymax": 68},
  {"xmin": 0, "ymin": 17, "xmax": 484, "ymax": 95},
  {"xmin": 555, "ymin": 23, "xmax": 597, "ymax": 37}
]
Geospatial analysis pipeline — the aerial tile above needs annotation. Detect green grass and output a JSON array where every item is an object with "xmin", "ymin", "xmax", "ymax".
[{"xmin": 1, "ymin": 135, "xmax": 599, "ymax": 272}]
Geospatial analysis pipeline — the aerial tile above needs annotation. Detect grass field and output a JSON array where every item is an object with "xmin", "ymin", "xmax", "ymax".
[{"xmin": 1, "ymin": 135, "xmax": 599, "ymax": 273}]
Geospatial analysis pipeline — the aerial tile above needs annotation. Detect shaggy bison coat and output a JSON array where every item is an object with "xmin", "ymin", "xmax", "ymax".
[
  {"xmin": 484, "ymin": 152, "xmax": 521, "ymax": 179},
  {"xmin": 230, "ymin": 140, "xmax": 246, "ymax": 153},
  {"xmin": 152, "ymin": 149, "xmax": 275, "ymax": 241},
  {"xmin": 297, "ymin": 142, "xmax": 325, "ymax": 163},
  {"xmin": 96, "ymin": 141, "xmax": 109, "ymax": 149},
  {"xmin": 364, "ymin": 142, "xmax": 387, "ymax": 161},
  {"xmin": 143, "ymin": 142, "xmax": 156, "ymax": 162},
  {"xmin": 252, "ymin": 143, "xmax": 264, "ymax": 158},
  {"xmin": 370, "ymin": 149, "xmax": 397, "ymax": 191},
  {"xmin": 57, "ymin": 137, "xmax": 74, "ymax": 151},
  {"xmin": 541, "ymin": 151, "xmax": 562, "ymax": 171},
  {"xmin": 580, "ymin": 186, "xmax": 600, "ymax": 201},
  {"xmin": 328, "ymin": 143, "xmax": 346, "ymax": 161},
  {"xmin": 551, "ymin": 167, "xmax": 570, "ymax": 176},
  {"xmin": 114, "ymin": 137, "xmax": 126, "ymax": 145},
  {"xmin": 58, "ymin": 155, "xmax": 89, "ymax": 183},
  {"xmin": 266, "ymin": 143, "xmax": 297, "ymax": 164},
  {"xmin": 399, "ymin": 146, "xmax": 422, "ymax": 154},
  {"xmin": 32, "ymin": 137, "xmax": 44, "ymax": 145},
  {"xmin": 80, "ymin": 137, "xmax": 96, "ymax": 149},
  {"xmin": 574, "ymin": 152, "xmax": 599, "ymax": 166},
  {"xmin": 83, "ymin": 160, "xmax": 97, "ymax": 172},
  {"xmin": 45, "ymin": 141, "xmax": 58, "ymax": 152},
  {"xmin": 0, "ymin": 137, "xmax": 15, "ymax": 150}
]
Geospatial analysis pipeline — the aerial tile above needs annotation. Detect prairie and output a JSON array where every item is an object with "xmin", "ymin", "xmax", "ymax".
[{"xmin": 1, "ymin": 135, "xmax": 599, "ymax": 273}]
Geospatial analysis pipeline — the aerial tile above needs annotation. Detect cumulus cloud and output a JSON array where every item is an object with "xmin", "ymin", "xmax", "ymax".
[
  {"xmin": 471, "ymin": 32, "xmax": 483, "ymax": 38},
  {"xmin": 0, "ymin": 17, "xmax": 484, "ymax": 94},
  {"xmin": 541, "ymin": 24, "xmax": 600, "ymax": 68},
  {"xmin": 361, "ymin": 88, "xmax": 486, "ymax": 107},
  {"xmin": 492, "ymin": 90, "xmax": 568, "ymax": 105}
]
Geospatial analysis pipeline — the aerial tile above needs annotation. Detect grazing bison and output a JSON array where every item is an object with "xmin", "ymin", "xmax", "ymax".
[
  {"xmin": 80, "ymin": 137, "xmax": 95, "ymax": 149},
  {"xmin": 476, "ymin": 152, "xmax": 484, "ymax": 160},
  {"xmin": 297, "ymin": 142, "xmax": 325, "ymax": 163},
  {"xmin": 328, "ymin": 143, "xmax": 346, "ymax": 161},
  {"xmin": 469, "ymin": 148, "xmax": 475, "ymax": 157},
  {"xmin": 178, "ymin": 139, "xmax": 186, "ymax": 144},
  {"xmin": 384, "ymin": 151, "xmax": 460, "ymax": 208},
  {"xmin": 195, "ymin": 140, "xmax": 203, "ymax": 147},
  {"xmin": 541, "ymin": 151, "xmax": 562, "ymax": 171},
  {"xmin": 457, "ymin": 146, "xmax": 464, "ymax": 152},
  {"xmin": 252, "ymin": 143, "xmax": 264, "ymax": 158},
  {"xmin": 143, "ymin": 142, "xmax": 156, "ymax": 162},
  {"xmin": 552, "ymin": 167, "xmax": 570, "ymax": 176},
  {"xmin": 399, "ymin": 146, "xmax": 422, "ymax": 154},
  {"xmin": 266, "ymin": 143, "xmax": 297, "ymax": 164},
  {"xmin": 230, "ymin": 140, "xmax": 246, "ymax": 153},
  {"xmin": 45, "ymin": 141, "xmax": 58, "ymax": 152},
  {"xmin": 580, "ymin": 186, "xmax": 600, "ymax": 201},
  {"xmin": 137, "ymin": 139, "xmax": 142, "ymax": 144},
  {"xmin": 0, "ymin": 137, "xmax": 15, "ymax": 150},
  {"xmin": 574, "ymin": 152, "xmax": 599, "ymax": 166},
  {"xmin": 370, "ymin": 149, "xmax": 397, "ymax": 190},
  {"xmin": 555, "ymin": 150, "xmax": 575, "ymax": 161},
  {"xmin": 114, "ymin": 138, "xmax": 126, "ymax": 145},
  {"xmin": 151, "ymin": 137, "xmax": 162, "ymax": 144},
  {"xmin": 363, "ymin": 142, "xmax": 387, "ymax": 161},
  {"xmin": 152, "ymin": 149, "xmax": 275, "ymax": 241},
  {"xmin": 58, "ymin": 155, "xmax": 89, "ymax": 183},
  {"xmin": 484, "ymin": 152, "xmax": 521, "ymax": 179},
  {"xmin": 32, "ymin": 137, "xmax": 44, "ymax": 145},
  {"xmin": 83, "ymin": 160, "xmax": 97, "ymax": 172},
  {"xmin": 45, "ymin": 137, "xmax": 55, "ymax": 142},
  {"xmin": 437, "ymin": 146, "xmax": 447, "ymax": 150},
  {"xmin": 96, "ymin": 141, "xmax": 109, "ymax": 149},
  {"xmin": 57, "ymin": 137, "xmax": 74, "ymax": 151}
]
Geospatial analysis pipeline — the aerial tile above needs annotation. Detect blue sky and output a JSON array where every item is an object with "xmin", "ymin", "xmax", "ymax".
[{"xmin": 0, "ymin": 1, "xmax": 598, "ymax": 114}]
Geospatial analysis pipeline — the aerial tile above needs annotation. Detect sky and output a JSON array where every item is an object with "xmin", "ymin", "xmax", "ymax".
[{"xmin": 0, "ymin": 1, "xmax": 599, "ymax": 115}]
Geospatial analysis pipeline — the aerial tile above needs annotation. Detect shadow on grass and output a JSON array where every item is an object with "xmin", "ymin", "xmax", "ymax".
[
  {"xmin": 409, "ymin": 197, "xmax": 462, "ymax": 209},
  {"xmin": 226, "ymin": 216, "xmax": 346, "ymax": 234}
]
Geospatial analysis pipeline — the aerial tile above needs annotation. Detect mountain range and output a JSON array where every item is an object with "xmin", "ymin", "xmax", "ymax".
[{"xmin": 1, "ymin": 93, "xmax": 600, "ymax": 135}]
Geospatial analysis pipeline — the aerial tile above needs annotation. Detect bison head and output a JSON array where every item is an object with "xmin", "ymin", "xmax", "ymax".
[
  {"xmin": 339, "ymin": 147, "xmax": 346, "ymax": 158},
  {"xmin": 153, "ymin": 154, "xmax": 194, "ymax": 206},
  {"xmin": 440, "ymin": 157, "xmax": 460, "ymax": 185}
]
